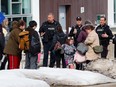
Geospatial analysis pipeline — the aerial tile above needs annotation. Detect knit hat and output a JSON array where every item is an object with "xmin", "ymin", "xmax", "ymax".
[{"xmin": 81, "ymin": 20, "xmax": 95, "ymax": 30}]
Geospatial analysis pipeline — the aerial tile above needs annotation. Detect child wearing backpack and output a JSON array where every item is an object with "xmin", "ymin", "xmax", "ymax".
[
  {"xmin": 25, "ymin": 21, "xmax": 41, "ymax": 69},
  {"xmin": 49, "ymin": 26, "xmax": 67, "ymax": 68},
  {"xmin": 62, "ymin": 36, "xmax": 76, "ymax": 69}
]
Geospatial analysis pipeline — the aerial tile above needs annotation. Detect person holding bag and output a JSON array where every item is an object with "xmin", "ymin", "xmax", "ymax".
[
  {"xmin": 4, "ymin": 20, "xmax": 26, "ymax": 69},
  {"xmin": 84, "ymin": 22, "xmax": 100, "ymax": 64},
  {"xmin": 74, "ymin": 21, "xmax": 89, "ymax": 70}
]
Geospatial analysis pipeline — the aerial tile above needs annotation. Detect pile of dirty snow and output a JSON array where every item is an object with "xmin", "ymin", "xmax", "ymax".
[
  {"xmin": 0, "ymin": 70, "xmax": 50, "ymax": 87},
  {"xmin": 85, "ymin": 59, "xmax": 116, "ymax": 79},
  {"xmin": 0, "ymin": 67, "xmax": 115, "ymax": 86}
]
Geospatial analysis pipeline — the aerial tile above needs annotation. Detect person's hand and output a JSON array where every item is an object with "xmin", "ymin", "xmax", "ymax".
[
  {"xmin": 73, "ymin": 29, "xmax": 77, "ymax": 34},
  {"xmin": 102, "ymin": 33, "xmax": 108, "ymax": 38},
  {"xmin": 48, "ymin": 51, "xmax": 51, "ymax": 54},
  {"xmin": 40, "ymin": 32, "xmax": 45, "ymax": 36}
]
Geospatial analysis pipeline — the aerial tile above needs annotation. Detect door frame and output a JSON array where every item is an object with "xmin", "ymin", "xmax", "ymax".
[{"xmin": 58, "ymin": 5, "xmax": 71, "ymax": 34}]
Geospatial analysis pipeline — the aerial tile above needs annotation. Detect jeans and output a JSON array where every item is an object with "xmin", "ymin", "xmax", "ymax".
[{"xmin": 25, "ymin": 52, "xmax": 38, "ymax": 69}]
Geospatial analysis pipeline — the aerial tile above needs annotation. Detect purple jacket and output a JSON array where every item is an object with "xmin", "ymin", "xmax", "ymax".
[{"xmin": 77, "ymin": 30, "xmax": 87, "ymax": 43}]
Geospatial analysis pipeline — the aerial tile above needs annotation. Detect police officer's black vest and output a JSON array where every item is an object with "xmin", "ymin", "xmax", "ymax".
[{"xmin": 43, "ymin": 21, "xmax": 60, "ymax": 42}]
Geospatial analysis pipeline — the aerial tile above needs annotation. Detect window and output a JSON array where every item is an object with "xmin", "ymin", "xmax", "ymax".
[
  {"xmin": 23, "ymin": 17, "xmax": 32, "ymax": 24},
  {"xmin": 22, "ymin": 0, "xmax": 31, "ymax": 14},
  {"xmin": 0, "ymin": 0, "xmax": 32, "ymax": 26},
  {"xmin": 13, "ymin": 17, "xmax": 22, "ymax": 21},
  {"xmin": 12, "ymin": 0, "xmax": 20, "ymax": 2},
  {"xmin": 12, "ymin": 3, "xmax": 21, "ymax": 14},
  {"xmin": 1, "ymin": 0, "xmax": 10, "ymax": 15}
]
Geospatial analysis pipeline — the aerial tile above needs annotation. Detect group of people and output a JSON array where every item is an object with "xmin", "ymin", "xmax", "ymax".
[
  {"xmin": 0, "ymin": 12, "xmax": 113, "ymax": 70},
  {"xmin": 0, "ymin": 19, "xmax": 41, "ymax": 69},
  {"xmin": 39, "ymin": 13, "xmax": 113, "ymax": 69}
]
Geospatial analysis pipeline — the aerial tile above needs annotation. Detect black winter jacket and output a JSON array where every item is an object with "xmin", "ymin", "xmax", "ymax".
[
  {"xmin": 0, "ymin": 32, "xmax": 5, "ymax": 54},
  {"xmin": 39, "ymin": 21, "xmax": 61, "ymax": 43},
  {"xmin": 69, "ymin": 25, "xmax": 82, "ymax": 47},
  {"xmin": 96, "ymin": 24, "xmax": 113, "ymax": 46},
  {"xmin": 49, "ymin": 32, "xmax": 67, "ymax": 51},
  {"xmin": 26, "ymin": 27, "xmax": 41, "ymax": 55}
]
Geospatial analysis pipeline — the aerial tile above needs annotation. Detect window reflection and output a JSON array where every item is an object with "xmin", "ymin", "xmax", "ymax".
[
  {"xmin": 22, "ymin": 0, "xmax": 31, "ymax": 14},
  {"xmin": 23, "ymin": 17, "xmax": 32, "ymax": 26},
  {"xmin": 12, "ymin": 0, "xmax": 20, "ymax": 2},
  {"xmin": 1, "ymin": 0, "xmax": 10, "ymax": 15},
  {"xmin": 12, "ymin": 4, "xmax": 21, "ymax": 14},
  {"xmin": 13, "ymin": 17, "xmax": 21, "ymax": 21}
]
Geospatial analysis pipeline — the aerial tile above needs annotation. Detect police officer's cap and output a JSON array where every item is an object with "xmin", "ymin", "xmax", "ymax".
[{"xmin": 76, "ymin": 16, "xmax": 82, "ymax": 21}]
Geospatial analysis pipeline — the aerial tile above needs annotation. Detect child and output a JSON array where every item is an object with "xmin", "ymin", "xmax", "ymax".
[{"xmin": 62, "ymin": 37, "xmax": 76, "ymax": 69}]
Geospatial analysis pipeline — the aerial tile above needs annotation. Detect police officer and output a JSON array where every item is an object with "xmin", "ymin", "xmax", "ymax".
[
  {"xmin": 69, "ymin": 16, "xmax": 83, "ymax": 70},
  {"xmin": 69, "ymin": 16, "xmax": 83, "ymax": 47},
  {"xmin": 39, "ymin": 13, "xmax": 61, "ymax": 67},
  {"xmin": 96, "ymin": 16, "xmax": 113, "ymax": 58}
]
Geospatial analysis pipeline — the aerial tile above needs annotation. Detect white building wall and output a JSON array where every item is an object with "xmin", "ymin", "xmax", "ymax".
[
  {"xmin": 31, "ymin": 0, "xmax": 40, "ymax": 31},
  {"xmin": 108, "ymin": 0, "xmax": 114, "ymax": 27}
]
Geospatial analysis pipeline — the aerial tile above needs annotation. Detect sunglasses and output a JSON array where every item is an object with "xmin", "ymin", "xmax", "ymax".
[{"xmin": 67, "ymin": 37, "xmax": 74, "ymax": 39}]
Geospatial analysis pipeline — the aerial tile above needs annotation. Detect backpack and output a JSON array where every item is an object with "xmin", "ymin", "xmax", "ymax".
[
  {"xmin": 54, "ymin": 41, "xmax": 62, "ymax": 51},
  {"xmin": 54, "ymin": 34, "xmax": 67, "ymax": 51},
  {"xmin": 19, "ymin": 31, "xmax": 29, "ymax": 51},
  {"xmin": 30, "ymin": 35, "xmax": 41, "ymax": 55}
]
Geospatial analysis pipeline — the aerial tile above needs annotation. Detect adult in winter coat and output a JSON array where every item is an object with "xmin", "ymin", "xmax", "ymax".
[
  {"xmin": 77, "ymin": 21, "xmax": 90, "ymax": 43},
  {"xmin": 49, "ymin": 26, "xmax": 67, "ymax": 68},
  {"xmin": 5, "ymin": 21, "xmax": 19, "ymax": 44},
  {"xmin": 96, "ymin": 16, "xmax": 113, "ymax": 58},
  {"xmin": 39, "ymin": 13, "xmax": 61, "ymax": 67},
  {"xmin": 75, "ymin": 21, "xmax": 89, "ymax": 70},
  {"xmin": 84, "ymin": 24, "xmax": 100, "ymax": 63},
  {"xmin": 2, "ymin": 18, "xmax": 9, "ymax": 37},
  {"xmin": 4, "ymin": 20, "xmax": 26, "ymax": 69},
  {"xmin": 25, "ymin": 21, "xmax": 41, "ymax": 69},
  {"xmin": 0, "ymin": 24, "xmax": 5, "ymax": 61},
  {"xmin": 69, "ymin": 16, "xmax": 83, "ymax": 47}
]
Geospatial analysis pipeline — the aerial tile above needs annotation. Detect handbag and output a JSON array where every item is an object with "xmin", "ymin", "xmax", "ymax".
[
  {"xmin": 54, "ymin": 41, "xmax": 62, "ymax": 51},
  {"xmin": 92, "ymin": 45, "xmax": 103, "ymax": 54},
  {"xmin": 76, "ymin": 43, "xmax": 88, "ymax": 55},
  {"xmin": 74, "ymin": 51, "xmax": 86, "ymax": 63}
]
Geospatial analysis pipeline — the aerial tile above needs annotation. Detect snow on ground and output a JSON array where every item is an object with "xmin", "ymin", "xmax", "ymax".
[
  {"xmin": 0, "ymin": 67, "xmax": 116, "ymax": 87},
  {"xmin": 0, "ymin": 70, "xmax": 50, "ymax": 87},
  {"xmin": 85, "ymin": 59, "xmax": 116, "ymax": 79}
]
